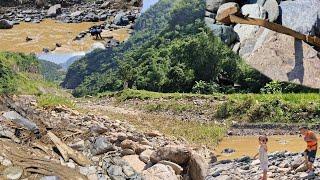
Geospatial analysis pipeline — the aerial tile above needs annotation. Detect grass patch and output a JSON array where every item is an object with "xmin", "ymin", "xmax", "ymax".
[
  {"xmin": 107, "ymin": 89, "xmax": 223, "ymax": 101},
  {"xmin": 217, "ymin": 93, "xmax": 320, "ymax": 123},
  {"xmin": 143, "ymin": 102, "xmax": 196, "ymax": 112},
  {"xmin": 37, "ymin": 94, "xmax": 75, "ymax": 109},
  {"xmin": 105, "ymin": 110, "xmax": 226, "ymax": 147}
]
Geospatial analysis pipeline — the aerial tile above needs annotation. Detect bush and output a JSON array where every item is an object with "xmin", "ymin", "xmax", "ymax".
[
  {"xmin": 37, "ymin": 94, "xmax": 75, "ymax": 109},
  {"xmin": 192, "ymin": 80, "xmax": 220, "ymax": 94}
]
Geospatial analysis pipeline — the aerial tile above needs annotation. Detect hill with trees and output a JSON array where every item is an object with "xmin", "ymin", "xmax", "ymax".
[{"xmin": 63, "ymin": 0, "xmax": 272, "ymax": 97}]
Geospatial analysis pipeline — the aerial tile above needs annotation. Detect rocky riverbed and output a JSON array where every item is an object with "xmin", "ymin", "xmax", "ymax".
[
  {"xmin": 0, "ymin": 95, "xmax": 208, "ymax": 179},
  {"xmin": 0, "ymin": 0, "xmax": 141, "ymax": 53},
  {"xmin": 207, "ymin": 151, "xmax": 320, "ymax": 179}
]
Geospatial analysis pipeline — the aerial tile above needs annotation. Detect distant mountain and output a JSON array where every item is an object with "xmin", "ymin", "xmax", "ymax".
[
  {"xmin": 59, "ymin": 55, "xmax": 84, "ymax": 70},
  {"xmin": 39, "ymin": 60, "xmax": 66, "ymax": 83}
]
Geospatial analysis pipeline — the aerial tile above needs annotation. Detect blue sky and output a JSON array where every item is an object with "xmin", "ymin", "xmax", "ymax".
[{"xmin": 142, "ymin": 0, "xmax": 159, "ymax": 12}]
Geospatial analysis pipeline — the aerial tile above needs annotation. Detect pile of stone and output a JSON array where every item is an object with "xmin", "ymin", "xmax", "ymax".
[
  {"xmin": 207, "ymin": 151, "xmax": 320, "ymax": 179},
  {"xmin": 206, "ymin": 0, "xmax": 320, "ymax": 88},
  {"xmin": 0, "ymin": 95, "xmax": 208, "ymax": 180},
  {"xmin": 0, "ymin": 0, "xmax": 141, "ymax": 28}
]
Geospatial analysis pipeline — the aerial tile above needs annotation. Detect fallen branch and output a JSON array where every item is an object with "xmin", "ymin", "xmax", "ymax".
[
  {"xmin": 0, "ymin": 139, "xmax": 88, "ymax": 180},
  {"xmin": 47, "ymin": 131, "xmax": 91, "ymax": 166}
]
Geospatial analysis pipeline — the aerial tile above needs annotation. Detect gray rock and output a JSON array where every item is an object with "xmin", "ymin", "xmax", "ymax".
[
  {"xmin": 206, "ymin": 0, "xmax": 234, "ymax": 13},
  {"xmin": 263, "ymin": 0, "xmax": 279, "ymax": 22},
  {"xmin": 91, "ymin": 136, "xmax": 116, "ymax": 155},
  {"xmin": 24, "ymin": 17, "xmax": 31, "ymax": 22},
  {"xmin": 40, "ymin": 176, "xmax": 60, "ymax": 180},
  {"xmin": 107, "ymin": 165, "xmax": 124, "ymax": 177},
  {"xmin": 113, "ymin": 12, "xmax": 129, "ymax": 26},
  {"xmin": 205, "ymin": 17, "xmax": 215, "ymax": 25},
  {"xmin": 47, "ymin": 4, "xmax": 62, "ymax": 17},
  {"xmin": 0, "ymin": 19, "xmax": 13, "ymax": 29},
  {"xmin": 207, "ymin": 24, "xmax": 238, "ymax": 45},
  {"xmin": 71, "ymin": 11, "xmax": 82, "ymax": 17},
  {"xmin": 280, "ymin": 0, "xmax": 320, "ymax": 36}
]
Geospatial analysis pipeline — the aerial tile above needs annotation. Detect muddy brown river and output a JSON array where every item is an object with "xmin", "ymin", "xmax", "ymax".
[
  {"xmin": 215, "ymin": 135, "xmax": 312, "ymax": 160},
  {"xmin": 0, "ymin": 20, "xmax": 130, "ymax": 53}
]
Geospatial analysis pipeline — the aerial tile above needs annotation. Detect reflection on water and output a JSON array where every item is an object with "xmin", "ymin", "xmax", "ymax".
[{"xmin": 215, "ymin": 135, "xmax": 310, "ymax": 160}]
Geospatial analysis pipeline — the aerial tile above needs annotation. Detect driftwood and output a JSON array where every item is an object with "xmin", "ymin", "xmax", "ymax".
[
  {"xmin": 227, "ymin": 15, "xmax": 320, "ymax": 47},
  {"xmin": 216, "ymin": 8, "xmax": 320, "ymax": 48},
  {"xmin": 47, "ymin": 131, "xmax": 91, "ymax": 166},
  {"xmin": 0, "ymin": 139, "xmax": 88, "ymax": 180}
]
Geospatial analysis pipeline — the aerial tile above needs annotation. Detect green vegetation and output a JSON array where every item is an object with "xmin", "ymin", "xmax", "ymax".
[
  {"xmin": 107, "ymin": 89, "xmax": 320, "ymax": 125},
  {"xmin": 0, "ymin": 52, "xmax": 68, "ymax": 97},
  {"xmin": 39, "ymin": 60, "xmax": 66, "ymax": 83},
  {"xmin": 104, "ymin": 109, "xmax": 226, "ymax": 147},
  {"xmin": 217, "ymin": 93, "xmax": 320, "ymax": 123},
  {"xmin": 63, "ymin": 0, "xmax": 270, "ymax": 97},
  {"xmin": 37, "ymin": 94, "xmax": 75, "ymax": 109},
  {"xmin": 104, "ymin": 88, "xmax": 222, "ymax": 101},
  {"xmin": 0, "ymin": 52, "xmax": 41, "ymax": 94}
]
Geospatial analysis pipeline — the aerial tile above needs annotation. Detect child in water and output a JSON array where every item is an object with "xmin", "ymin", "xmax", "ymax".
[{"xmin": 254, "ymin": 135, "xmax": 268, "ymax": 180}]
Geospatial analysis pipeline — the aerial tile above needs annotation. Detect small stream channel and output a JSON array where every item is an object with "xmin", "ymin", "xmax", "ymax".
[{"xmin": 215, "ymin": 135, "xmax": 312, "ymax": 160}]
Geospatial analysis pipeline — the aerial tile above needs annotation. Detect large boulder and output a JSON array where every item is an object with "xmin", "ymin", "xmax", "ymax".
[
  {"xmin": 0, "ymin": 19, "xmax": 13, "ymax": 29},
  {"xmin": 47, "ymin": 4, "xmax": 62, "ymax": 17},
  {"xmin": 150, "ymin": 145, "xmax": 191, "ymax": 165},
  {"xmin": 215, "ymin": 2, "xmax": 239, "ymax": 23},
  {"xmin": 245, "ymin": 28, "xmax": 320, "ymax": 89},
  {"xmin": 208, "ymin": 24, "xmax": 238, "ymax": 45},
  {"xmin": 113, "ymin": 12, "xmax": 129, "ymax": 26},
  {"xmin": 189, "ymin": 152, "xmax": 208, "ymax": 180},
  {"xmin": 280, "ymin": 0, "xmax": 320, "ymax": 36},
  {"xmin": 234, "ymin": 4, "xmax": 266, "ymax": 42},
  {"xmin": 262, "ymin": 0, "xmax": 279, "ymax": 22},
  {"xmin": 206, "ymin": 0, "xmax": 234, "ymax": 13},
  {"xmin": 142, "ymin": 164, "xmax": 179, "ymax": 180}
]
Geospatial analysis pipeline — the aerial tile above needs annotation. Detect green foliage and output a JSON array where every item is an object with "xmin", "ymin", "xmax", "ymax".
[
  {"xmin": 0, "ymin": 52, "xmax": 66, "ymax": 96},
  {"xmin": 39, "ymin": 60, "xmax": 66, "ymax": 83},
  {"xmin": 0, "ymin": 52, "xmax": 39, "ymax": 94},
  {"xmin": 261, "ymin": 80, "xmax": 318, "ymax": 94},
  {"xmin": 192, "ymin": 80, "xmax": 220, "ymax": 94},
  {"xmin": 216, "ymin": 93, "xmax": 320, "ymax": 123},
  {"xmin": 64, "ymin": 0, "xmax": 269, "ymax": 97},
  {"xmin": 37, "ymin": 94, "xmax": 75, "ymax": 109}
]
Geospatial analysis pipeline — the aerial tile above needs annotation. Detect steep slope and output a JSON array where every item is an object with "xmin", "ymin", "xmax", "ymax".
[
  {"xmin": 0, "ymin": 52, "xmax": 63, "ymax": 95},
  {"xmin": 63, "ymin": 0, "xmax": 270, "ymax": 97},
  {"xmin": 39, "ymin": 60, "xmax": 66, "ymax": 83}
]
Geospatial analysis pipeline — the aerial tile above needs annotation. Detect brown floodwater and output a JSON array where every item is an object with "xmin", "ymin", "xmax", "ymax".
[
  {"xmin": 0, "ymin": 20, "xmax": 130, "ymax": 53},
  {"xmin": 214, "ymin": 135, "xmax": 313, "ymax": 160}
]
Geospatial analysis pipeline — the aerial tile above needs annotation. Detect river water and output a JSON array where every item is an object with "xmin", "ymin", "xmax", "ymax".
[{"xmin": 215, "ymin": 135, "xmax": 309, "ymax": 160}]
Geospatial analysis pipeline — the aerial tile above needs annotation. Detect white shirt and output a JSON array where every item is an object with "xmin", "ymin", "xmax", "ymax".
[{"xmin": 259, "ymin": 145, "xmax": 268, "ymax": 163}]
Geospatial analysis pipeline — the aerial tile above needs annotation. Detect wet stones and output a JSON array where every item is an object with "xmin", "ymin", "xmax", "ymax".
[{"xmin": 0, "ymin": 19, "xmax": 13, "ymax": 29}]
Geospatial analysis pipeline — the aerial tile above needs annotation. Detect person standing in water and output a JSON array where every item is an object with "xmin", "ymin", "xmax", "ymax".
[
  {"xmin": 299, "ymin": 126, "xmax": 318, "ymax": 175},
  {"xmin": 254, "ymin": 135, "xmax": 268, "ymax": 180}
]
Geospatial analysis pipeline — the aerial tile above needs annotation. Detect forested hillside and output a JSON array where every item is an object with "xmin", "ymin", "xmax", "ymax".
[
  {"xmin": 0, "ymin": 52, "xmax": 65, "ymax": 95},
  {"xmin": 63, "ymin": 0, "xmax": 271, "ymax": 97}
]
